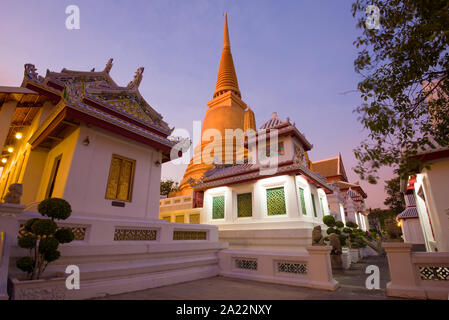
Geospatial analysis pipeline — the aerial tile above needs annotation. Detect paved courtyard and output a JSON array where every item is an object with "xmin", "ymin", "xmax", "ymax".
[{"xmin": 98, "ymin": 255, "xmax": 406, "ymax": 300}]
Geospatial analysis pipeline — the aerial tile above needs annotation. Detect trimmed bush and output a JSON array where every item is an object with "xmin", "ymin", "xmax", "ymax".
[
  {"xmin": 55, "ymin": 228, "xmax": 75, "ymax": 243},
  {"xmin": 323, "ymin": 215, "xmax": 336, "ymax": 227},
  {"xmin": 38, "ymin": 237, "xmax": 59, "ymax": 253},
  {"xmin": 335, "ymin": 221, "xmax": 344, "ymax": 228},
  {"xmin": 31, "ymin": 219, "xmax": 57, "ymax": 236},
  {"xmin": 43, "ymin": 250, "xmax": 61, "ymax": 262},
  {"xmin": 326, "ymin": 227, "xmax": 336, "ymax": 235},
  {"xmin": 346, "ymin": 221, "xmax": 358, "ymax": 229},
  {"xmin": 38, "ymin": 198, "xmax": 72, "ymax": 220},
  {"xmin": 17, "ymin": 198, "xmax": 74, "ymax": 280},
  {"xmin": 17, "ymin": 234, "xmax": 37, "ymax": 249},
  {"xmin": 16, "ymin": 257, "xmax": 35, "ymax": 274}
]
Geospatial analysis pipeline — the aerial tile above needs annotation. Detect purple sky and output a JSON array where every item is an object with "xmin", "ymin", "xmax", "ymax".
[{"xmin": 0, "ymin": 0, "xmax": 393, "ymax": 209}]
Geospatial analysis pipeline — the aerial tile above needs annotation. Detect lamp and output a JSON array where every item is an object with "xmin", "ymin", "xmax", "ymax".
[
  {"xmin": 1, "ymin": 158, "xmax": 7, "ymax": 164},
  {"xmin": 7, "ymin": 147, "xmax": 13, "ymax": 153},
  {"xmin": 15, "ymin": 132, "xmax": 23, "ymax": 140},
  {"xmin": 83, "ymin": 136, "xmax": 90, "ymax": 146}
]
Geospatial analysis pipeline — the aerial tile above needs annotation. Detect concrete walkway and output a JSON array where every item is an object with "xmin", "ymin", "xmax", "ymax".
[{"xmin": 97, "ymin": 255, "xmax": 406, "ymax": 300}]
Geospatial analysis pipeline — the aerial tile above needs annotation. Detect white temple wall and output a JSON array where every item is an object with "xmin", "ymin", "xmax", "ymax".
[
  {"xmin": 414, "ymin": 161, "xmax": 449, "ymax": 252},
  {"xmin": 401, "ymin": 218, "xmax": 425, "ymax": 244},
  {"xmin": 202, "ymin": 174, "xmax": 328, "ymax": 231},
  {"xmin": 36, "ymin": 127, "xmax": 80, "ymax": 201},
  {"xmin": 62, "ymin": 125, "xmax": 162, "ymax": 221}
]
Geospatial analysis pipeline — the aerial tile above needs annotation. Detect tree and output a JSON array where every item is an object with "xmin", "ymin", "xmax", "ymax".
[
  {"xmin": 160, "ymin": 179, "xmax": 179, "ymax": 196},
  {"xmin": 383, "ymin": 177, "xmax": 406, "ymax": 214},
  {"xmin": 368, "ymin": 207, "xmax": 398, "ymax": 230},
  {"xmin": 16, "ymin": 198, "xmax": 74, "ymax": 280},
  {"xmin": 351, "ymin": 0, "xmax": 449, "ymax": 183}
]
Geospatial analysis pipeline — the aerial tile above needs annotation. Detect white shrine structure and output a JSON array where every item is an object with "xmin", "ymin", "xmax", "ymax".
[{"xmin": 0, "ymin": 61, "xmax": 225, "ymax": 300}]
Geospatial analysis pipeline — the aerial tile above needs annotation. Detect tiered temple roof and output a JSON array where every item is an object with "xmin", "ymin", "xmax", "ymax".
[{"xmin": 21, "ymin": 60, "xmax": 176, "ymax": 162}]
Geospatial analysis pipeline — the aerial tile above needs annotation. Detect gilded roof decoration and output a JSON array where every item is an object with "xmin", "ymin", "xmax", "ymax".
[{"xmin": 23, "ymin": 60, "xmax": 172, "ymax": 136}]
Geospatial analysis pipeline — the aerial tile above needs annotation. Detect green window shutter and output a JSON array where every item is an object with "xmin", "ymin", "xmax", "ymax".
[
  {"xmin": 237, "ymin": 193, "xmax": 252, "ymax": 217},
  {"xmin": 311, "ymin": 194, "xmax": 317, "ymax": 217},
  {"xmin": 212, "ymin": 196, "xmax": 225, "ymax": 219},
  {"xmin": 266, "ymin": 187, "xmax": 286, "ymax": 216},
  {"xmin": 298, "ymin": 187, "xmax": 307, "ymax": 215}
]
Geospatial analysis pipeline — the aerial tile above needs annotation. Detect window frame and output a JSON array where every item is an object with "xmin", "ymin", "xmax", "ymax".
[
  {"xmin": 237, "ymin": 192, "xmax": 253, "ymax": 218},
  {"xmin": 266, "ymin": 186, "xmax": 287, "ymax": 216},
  {"xmin": 105, "ymin": 154, "xmax": 136, "ymax": 202},
  {"xmin": 46, "ymin": 154, "xmax": 62, "ymax": 199},
  {"xmin": 212, "ymin": 195, "xmax": 225, "ymax": 220}
]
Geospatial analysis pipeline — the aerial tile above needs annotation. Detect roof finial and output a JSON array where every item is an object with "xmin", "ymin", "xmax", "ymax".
[
  {"xmin": 104, "ymin": 58, "xmax": 113, "ymax": 73},
  {"xmin": 127, "ymin": 67, "xmax": 144, "ymax": 89}
]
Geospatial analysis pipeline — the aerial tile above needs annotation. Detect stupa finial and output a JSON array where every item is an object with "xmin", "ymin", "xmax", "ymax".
[{"xmin": 213, "ymin": 13, "xmax": 241, "ymax": 99}]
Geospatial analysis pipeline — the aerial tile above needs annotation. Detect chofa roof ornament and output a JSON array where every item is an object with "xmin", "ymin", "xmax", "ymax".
[
  {"xmin": 104, "ymin": 58, "xmax": 113, "ymax": 73},
  {"xmin": 127, "ymin": 67, "xmax": 144, "ymax": 89}
]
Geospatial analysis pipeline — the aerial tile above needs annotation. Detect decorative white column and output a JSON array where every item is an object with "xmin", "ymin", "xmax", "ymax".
[
  {"xmin": 0, "ymin": 203, "xmax": 24, "ymax": 300},
  {"xmin": 383, "ymin": 242, "xmax": 426, "ymax": 299},
  {"xmin": 0, "ymin": 101, "xmax": 17, "ymax": 151},
  {"xmin": 306, "ymin": 246, "xmax": 339, "ymax": 291}
]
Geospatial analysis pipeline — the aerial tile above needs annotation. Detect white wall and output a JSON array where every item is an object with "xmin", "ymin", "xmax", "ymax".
[
  {"xmin": 401, "ymin": 218, "xmax": 425, "ymax": 244},
  {"xmin": 62, "ymin": 124, "xmax": 162, "ymax": 221},
  {"xmin": 202, "ymin": 174, "xmax": 328, "ymax": 229},
  {"xmin": 414, "ymin": 161, "xmax": 449, "ymax": 252}
]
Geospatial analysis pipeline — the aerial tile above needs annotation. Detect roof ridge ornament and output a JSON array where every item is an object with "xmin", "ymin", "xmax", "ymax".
[
  {"xmin": 127, "ymin": 67, "xmax": 144, "ymax": 89},
  {"xmin": 104, "ymin": 58, "xmax": 113, "ymax": 73},
  {"xmin": 24, "ymin": 64, "xmax": 44, "ymax": 83}
]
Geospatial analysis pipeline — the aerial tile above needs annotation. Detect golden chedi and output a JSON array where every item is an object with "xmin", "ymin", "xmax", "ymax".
[{"xmin": 179, "ymin": 13, "xmax": 253, "ymax": 195}]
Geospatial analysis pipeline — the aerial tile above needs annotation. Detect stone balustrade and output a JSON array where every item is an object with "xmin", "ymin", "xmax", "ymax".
[
  {"xmin": 384, "ymin": 242, "xmax": 449, "ymax": 299},
  {"xmin": 218, "ymin": 246, "xmax": 339, "ymax": 291}
]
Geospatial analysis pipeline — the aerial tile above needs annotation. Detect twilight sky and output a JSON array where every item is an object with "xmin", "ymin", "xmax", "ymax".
[{"xmin": 0, "ymin": 0, "xmax": 393, "ymax": 208}]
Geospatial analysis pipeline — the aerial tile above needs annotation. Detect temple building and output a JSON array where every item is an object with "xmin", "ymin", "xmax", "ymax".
[
  {"xmin": 400, "ymin": 138, "xmax": 449, "ymax": 252},
  {"xmin": 159, "ymin": 14, "xmax": 336, "ymax": 249},
  {"xmin": 0, "ymin": 60, "xmax": 224, "ymax": 300},
  {"xmin": 311, "ymin": 154, "xmax": 370, "ymax": 230},
  {"xmin": 0, "ymin": 61, "xmax": 175, "ymax": 213},
  {"xmin": 397, "ymin": 182, "xmax": 425, "ymax": 248}
]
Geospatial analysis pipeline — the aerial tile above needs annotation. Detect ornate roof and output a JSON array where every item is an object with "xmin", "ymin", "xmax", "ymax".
[
  {"xmin": 191, "ymin": 158, "xmax": 332, "ymax": 192},
  {"xmin": 213, "ymin": 13, "xmax": 241, "ymax": 99},
  {"xmin": 260, "ymin": 112, "xmax": 286, "ymax": 130},
  {"xmin": 22, "ymin": 61, "xmax": 177, "ymax": 160},
  {"xmin": 397, "ymin": 207, "xmax": 419, "ymax": 219},
  {"xmin": 311, "ymin": 153, "xmax": 348, "ymax": 182},
  {"xmin": 23, "ymin": 59, "xmax": 172, "ymax": 136},
  {"xmin": 254, "ymin": 112, "xmax": 313, "ymax": 151}
]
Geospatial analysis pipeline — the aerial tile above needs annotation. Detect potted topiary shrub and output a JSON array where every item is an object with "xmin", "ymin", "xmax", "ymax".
[
  {"xmin": 322, "ymin": 215, "xmax": 350, "ymax": 269},
  {"xmin": 9, "ymin": 198, "xmax": 74, "ymax": 299}
]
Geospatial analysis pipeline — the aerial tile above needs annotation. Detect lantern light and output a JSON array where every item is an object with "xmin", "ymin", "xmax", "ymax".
[
  {"xmin": 15, "ymin": 132, "xmax": 23, "ymax": 140},
  {"xmin": 1, "ymin": 158, "xmax": 7, "ymax": 164},
  {"xmin": 7, "ymin": 147, "xmax": 13, "ymax": 153}
]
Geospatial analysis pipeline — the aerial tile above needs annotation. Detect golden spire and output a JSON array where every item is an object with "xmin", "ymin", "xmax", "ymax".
[{"xmin": 213, "ymin": 12, "xmax": 241, "ymax": 99}]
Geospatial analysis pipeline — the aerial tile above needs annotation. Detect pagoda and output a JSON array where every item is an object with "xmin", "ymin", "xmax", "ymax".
[{"xmin": 178, "ymin": 13, "xmax": 256, "ymax": 195}]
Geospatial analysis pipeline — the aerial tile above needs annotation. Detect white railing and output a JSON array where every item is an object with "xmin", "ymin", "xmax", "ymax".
[
  {"xmin": 384, "ymin": 242, "xmax": 449, "ymax": 300},
  {"xmin": 159, "ymin": 194, "xmax": 193, "ymax": 208},
  {"xmin": 219, "ymin": 246, "xmax": 339, "ymax": 291}
]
